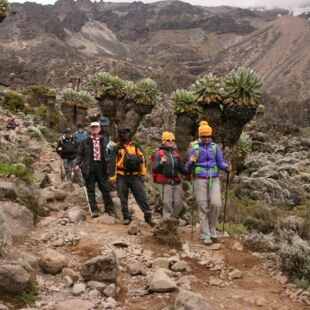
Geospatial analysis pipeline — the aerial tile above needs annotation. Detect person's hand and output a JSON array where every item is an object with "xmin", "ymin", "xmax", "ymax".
[
  {"xmin": 75, "ymin": 165, "xmax": 81, "ymax": 172},
  {"xmin": 109, "ymin": 179, "xmax": 117, "ymax": 190},
  {"xmin": 161, "ymin": 155, "xmax": 167, "ymax": 163},
  {"xmin": 190, "ymin": 154, "xmax": 197, "ymax": 163},
  {"xmin": 226, "ymin": 163, "xmax": 232, "ymax": 172}
]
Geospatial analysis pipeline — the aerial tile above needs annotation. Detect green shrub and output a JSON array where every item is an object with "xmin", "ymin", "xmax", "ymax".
[
  {"xmin": 15, "ymin": 263, "xmax": 37, "ymax": 306},
  {"xmin": 280, "ymin": 243, "xmax": 310, "ymax": 283},
  {"xmin": 217, "ymin": 222, "xmax": 248, "ymax": 235},
  {"xmin": 0, "ymin": 0, "xmax": 10, "ymax": 16},
  {"xmin": 1, "ymin": 91, "xmax": 25, "ymax": 112},
  {"xmin": 0, "ymin": 161, "xmax": 34, "ymax": 184},
  {"xmin": 171, "ymin": 89, "xmax": 201, "ymax": 115}
]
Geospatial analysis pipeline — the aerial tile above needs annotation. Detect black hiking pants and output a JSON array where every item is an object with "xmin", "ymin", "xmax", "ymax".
[
  {"xmin": 117, "ymin": 174, "xmax": 152, "ymax": 222},
  {"xmin": 85, "ymin": 161, "xmax": 113, "ymax": 213}
]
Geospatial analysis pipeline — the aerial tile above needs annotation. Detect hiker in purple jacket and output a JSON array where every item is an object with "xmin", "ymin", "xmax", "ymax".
[{"xmin": 186, "ymin": 121, "xmax": 232, "ymax": 246}]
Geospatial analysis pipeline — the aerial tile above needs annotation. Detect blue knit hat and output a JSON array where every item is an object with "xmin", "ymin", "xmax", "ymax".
[{"xmin": 99, "ymin": 116, "xmax": 110, "ymax": 126}]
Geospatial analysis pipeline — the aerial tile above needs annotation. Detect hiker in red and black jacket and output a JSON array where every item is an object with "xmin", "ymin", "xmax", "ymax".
[{"xmin": 152, "ymin": 131, "xmax": 189, "ymax": 219}]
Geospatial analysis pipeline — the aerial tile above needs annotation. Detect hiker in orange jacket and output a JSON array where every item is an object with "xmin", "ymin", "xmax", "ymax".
[
  {"xmin": 109, "ymin": 124, "xmax": 155, "ymax": 227},
  {"xmin": 152, "ymin": 131, "xmax": 188, "ymax": 218}
]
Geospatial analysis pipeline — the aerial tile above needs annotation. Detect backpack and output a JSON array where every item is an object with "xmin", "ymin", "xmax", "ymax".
[
  {"xmin": 191, "ymin": 141, "xmax": 218, "ymax": 175},
  {"xmin": 118, "ymin": 143, "xmax": 143, "ymax": 173},
  {"xmin": 150, "ymin": 148, "xmax": 180, "ymax": 183}
]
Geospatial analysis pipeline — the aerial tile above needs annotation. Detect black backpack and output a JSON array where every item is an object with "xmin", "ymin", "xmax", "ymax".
[{"xmin": 118, "ymin": 143, "xmax": 143, "ymax": 173}]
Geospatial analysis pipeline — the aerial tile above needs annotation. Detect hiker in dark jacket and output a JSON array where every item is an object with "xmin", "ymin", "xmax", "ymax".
[
  {"xmin": 109, "ymin": 124, "xmax": 155, "ymax": 227},
  {"xmin": 74, "ymin": 124, "xmax": 88, "ymax": 145},
  {"xmin": 153, "ymin": 131, "xmax": 188, "ymax": 218},
  {"xmin": 75, "ymin": 122, "xmax": 113, "ymax": 218},
  {"xmin": 56, "ymin": 128, "xmax": 84, "ymax": 186}
]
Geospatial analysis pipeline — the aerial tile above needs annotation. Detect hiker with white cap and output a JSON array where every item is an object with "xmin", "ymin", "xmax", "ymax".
[{"xmin": 75, "ymin": 122, "xmax": 112, "ymax": 217}]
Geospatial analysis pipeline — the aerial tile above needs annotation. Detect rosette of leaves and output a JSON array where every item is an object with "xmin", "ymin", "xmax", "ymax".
[
  {"xmin": 171, "ymin": 89, "xmax": 201, "ymax": 115},
  {"xmin": 90, "ymin": 72, "xmax": 126, "ymax": 100},
  {"xmin": 123, "ymin": 80, "xmax": 137, "ymax": 101},
  {"xmin": 190, "ymin": 73, "xmax": 223, "ymax": 104},
  {"xmin": 133, "ymin": 78, "xmax": 159, "ymax": 106},
  {"xmin": 236, "ymin": 132, "xmax": 252, "ymax": 158},
  {"xmin": 60, "ymin": 89, "xmax": 91, "ymax": 109},
  {"xmin": 222, "ymin": 67, "xmax": 262, "ymax": 106},
  {"xmin": 0, "ymin": 0, "xmax": 10, "ymax": 17}
]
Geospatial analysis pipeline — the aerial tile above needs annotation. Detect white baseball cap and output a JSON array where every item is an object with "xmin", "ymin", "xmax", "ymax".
[{"xmin": 90, "ymin": 122, "xmax": 100, "ymax": 127}]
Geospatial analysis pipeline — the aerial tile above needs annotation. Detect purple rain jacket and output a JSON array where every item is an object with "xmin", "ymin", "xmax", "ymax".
[{"xmin": 186, "ymin": 140, "xmax": 228, "ymax": 178}]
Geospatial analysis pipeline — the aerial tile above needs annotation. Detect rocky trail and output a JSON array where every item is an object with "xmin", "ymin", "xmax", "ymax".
[{"xmin": 0, "ymin": 130, "xmax": 308, "ymax": 310}]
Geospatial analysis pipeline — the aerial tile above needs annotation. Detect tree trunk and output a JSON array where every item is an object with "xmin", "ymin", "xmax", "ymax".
[
  {"xmin": 76, "ymin": 107, "xmax": 88, "ymax": 127},
  {"xmin": 97, "ymin": 96, "xmax": 117, "ymax": 118},
  {"xmin": 201, "ymin": 103, "xmax": 224, "ymax": 144},
  {"xmin": 123, "ymin": 109, "xmax": 143, "ymax": 135},
  {"xmin": 221, "ymin": 105, "xmax": 257, "ymax": 146},
  {"xmin": 134, "ymin": 104, "xmax": 154, "ymax": 116},
  {"xmin": 61, "ymin": 104, "xmax": 75, "ymax": 128},
  {"xmin": 175, "ymin": 113, "xmax": 197, "ymax": 158}
]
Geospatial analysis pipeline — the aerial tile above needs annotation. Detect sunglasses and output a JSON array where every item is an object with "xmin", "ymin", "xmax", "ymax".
[
  {"xmin": 166, "ymin": 139, "xmax": 175, "ymax": 142},
  {"xmin": 200, "ymin": 136, "xmax": 211, "ymax": 138}
]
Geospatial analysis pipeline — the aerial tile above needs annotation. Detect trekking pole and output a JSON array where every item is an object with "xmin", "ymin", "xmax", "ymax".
[
  {"xmin": 60, "ymin": 158, "xmax": 65, "ymax": 183},
  {"xmin": 83, "ymin": 185, "xmax": 94, "ymax": 217},
  {"xmin": 191, "ymin": 173, "xmax": 195, "ymax": 240},
  {"xmin": 222, "ymin": 171, "xmax": 230, "ymax": 234}
]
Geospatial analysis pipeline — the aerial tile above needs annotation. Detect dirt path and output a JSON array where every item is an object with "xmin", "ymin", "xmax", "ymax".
[{"xmin": 7, "ymin": 145, "xmax": 308, "ymax": 310}]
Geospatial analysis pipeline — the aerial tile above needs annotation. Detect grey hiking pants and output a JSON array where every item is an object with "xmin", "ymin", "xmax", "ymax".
[
  {"xmin": 160, "ymin": 183, "xmax": 183, "ymax": 218},
  {"xmin": 63, "ymin": 159, "xmax": 84, "ymax": 187},
  {"xmin": 194, "ymin": 177, "xmax": 222, "ymax": 240}
]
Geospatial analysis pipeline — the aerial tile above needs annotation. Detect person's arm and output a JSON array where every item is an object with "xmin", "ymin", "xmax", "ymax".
[
  {"xmin": 75, "ymin": 140, "xmax": 85, "ymax": 168},
  {"xmin": 56, "ymin": 139, "xmax": 63, "ymax": 155},
  {"xmin": 153, "ymin": 151, "xmax": 164, "ymax": 173},
  {"xmin": 185, "ymin": 147, "xmax": 195, "ymax": 172},
  {"xmin": 178, "ymin": 156, "xmax": 189, "ymax": 175},
  {"xmin": 215, "ymin": 145, "xmax": 229, "ymax": 171},
  {"xmin": 109, "ymin": 146, "xmax": 117, "ymax": 180},
  {"xmin": 137, "ymin": 145, "xmax": 147, "ymax": 176}
]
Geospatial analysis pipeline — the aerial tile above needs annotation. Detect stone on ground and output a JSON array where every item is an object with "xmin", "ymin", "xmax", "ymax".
[
  {"xmin": 175, "ymin": 290, "xmax": 213, "ymax": 310},
  {"xmin": 39, "ymin": 248, "xmax": 69, "ymax": 274},
  {"xmin": 149, "ymin": 268, "xmax": 177, "ymax": 292},
  {"xmin": 0, "ymin": 263, "xmax": 31, "ymax": 294},
  {"xmin": 68, "ymin": 207, "xmax": 86, "ymax": 223},
  {"xmin": 80, "ymin": 254, "xmax": 118, "ymax": 282},
  {"xmin": 53, "ymin": 299, "xmax": 95, "ymax": 310}
]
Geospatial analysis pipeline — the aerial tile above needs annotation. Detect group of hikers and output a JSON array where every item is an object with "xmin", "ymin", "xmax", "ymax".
[{"xmin": 56, "ymin": 118, "xmax": 231, "ymax": 246}]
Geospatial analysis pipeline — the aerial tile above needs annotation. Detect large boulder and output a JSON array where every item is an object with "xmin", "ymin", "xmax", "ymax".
[
  {"xmin": 0, "ymin": 181, "xmax": 17, "ymax": 200},
  {"xmin": 80, "ymin": 254, "xmax": 119, "ymax": 282},
  {"xmin": 0, "ymin": 202, "xmax": 33, "ymax": 237},
  {"xmin": 149, "ymin": 268, "xmax": 177, "ymax": 293},
  {"xmin": 0, "ymin": 210, "xmax": 12, "ymax": 251},
  {"xmin": 0, "ymin": 263, "xmax": 30, "ymax": 294},
  {"xmin": 175, "ymin": 290, "xmax": 213, "ymax": 310},
  {"xmin": 65, "ymin": 188, "xmax": 87, "ymax": 205},
  {"xmin": 39, "ymin": 249, "xmax": 69, "ymax": 274}
]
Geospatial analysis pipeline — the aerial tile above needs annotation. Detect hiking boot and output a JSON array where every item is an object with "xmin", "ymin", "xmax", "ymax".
[
  {"xmin": 123, "ymin": 219, "xmax": 132, "ymax": 225},
  {"xmin": 91, "ymin": 210, "xmax": 99, "ymax": 218},
  {"xmin": 203, "ymin": 238, "xmax": 213, "ymax": 246},
  {"xmin": 146, "ymin": 219, "xmax": 156, "ymax": 228},
  {"xmin": 210, "ymin": 228, "xmax": 217, "ymax": 241}
]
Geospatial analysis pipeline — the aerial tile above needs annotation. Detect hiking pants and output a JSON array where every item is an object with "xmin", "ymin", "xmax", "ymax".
[
  {"xmin": 194, "ymin": 177, "xmax": 222, "ymax": 240},
  {"xmin": 117, "ymin": 174, "xmax": 152, "ymax": 222},
  {"xmin": 63, "ymin": 159, "xmax": 84, "ymax": 187},
  {"xmin": 84, "ymin": 161, "xmax": 113, "ymax": 213},
  {"xmin": 160, "ymin": 183, "xmax": 183, "ymax": 219}
]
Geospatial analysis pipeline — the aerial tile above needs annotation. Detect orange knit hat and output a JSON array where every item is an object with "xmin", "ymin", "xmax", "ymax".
[
  {"xmin": 162, "ymin": 131, "xmax": 175, "ymax": 143},
  {"xmin": 198, "ymin": 121, "xmax": 212, "ymax": 137}
]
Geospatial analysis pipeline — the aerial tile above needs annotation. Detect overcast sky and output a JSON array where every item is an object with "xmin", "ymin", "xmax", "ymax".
[{"xmin": 11, "ymin": 0, "xmax": 310, "ymax": 10}]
